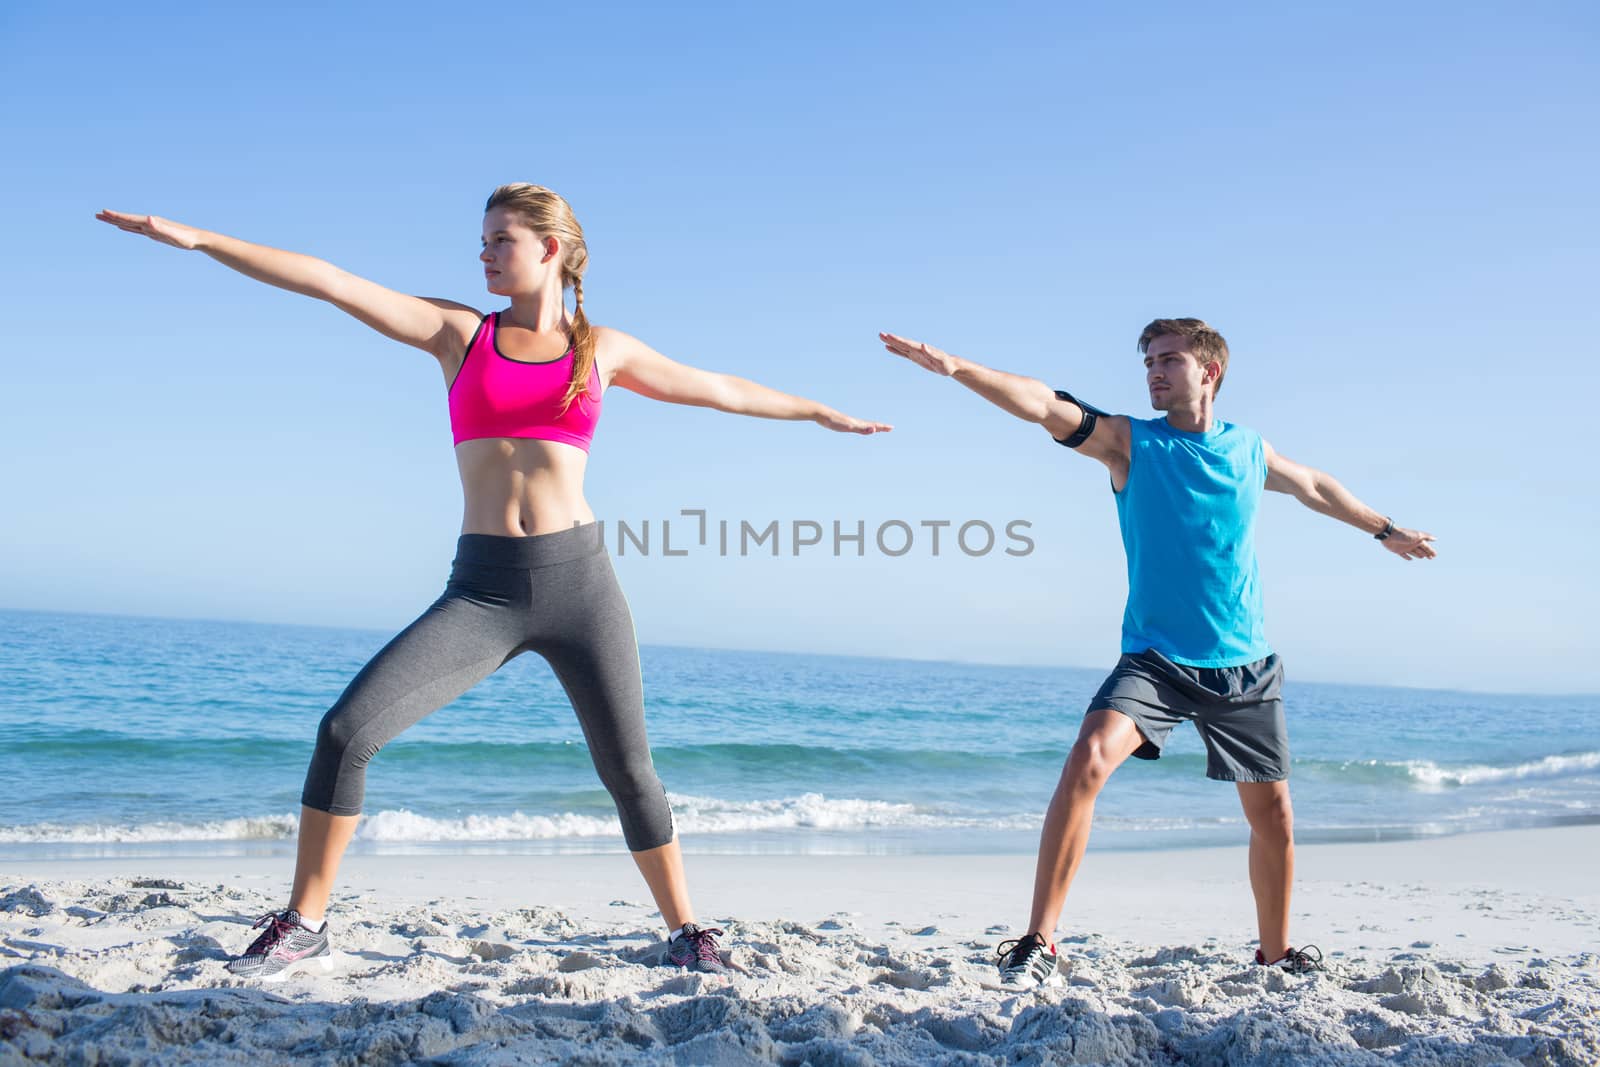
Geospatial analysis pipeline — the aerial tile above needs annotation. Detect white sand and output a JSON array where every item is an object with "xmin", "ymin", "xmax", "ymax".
[{"xmin": 3, "ymin": 826, "xmax": 1597, "ymax": 1065}]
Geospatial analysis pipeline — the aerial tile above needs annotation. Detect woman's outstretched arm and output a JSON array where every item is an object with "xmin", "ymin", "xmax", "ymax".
[
  {"xmin": 96, "ymin": 211, "xmax": 479, "ymax": 359},
  {"xmin": 603, "ymin": 327, "xmax": 891, "ymax": 435}
]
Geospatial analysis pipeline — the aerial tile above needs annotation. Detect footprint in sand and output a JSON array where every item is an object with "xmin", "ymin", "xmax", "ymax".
[{"xmin": 558, "ymin": 951, "xmax": 604, "ymax": 972}]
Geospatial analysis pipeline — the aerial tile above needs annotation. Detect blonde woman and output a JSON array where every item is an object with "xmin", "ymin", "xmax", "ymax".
[{"xmin": 98, "ymin": 185, "xmax": 890, "ymax": 979}]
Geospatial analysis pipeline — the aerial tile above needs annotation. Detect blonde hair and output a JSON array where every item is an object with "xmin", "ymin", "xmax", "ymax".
[
  {"xmin": 1138, "ymin": 317, "xmax": 1231, "ymax": 397},
  {"xmin": 484, "ymin": 183, "xmax": 595, "ymax": 411}
]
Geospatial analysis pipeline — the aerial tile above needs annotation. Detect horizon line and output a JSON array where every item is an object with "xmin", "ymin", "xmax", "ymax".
[{"xmin": 2, "ymin": 605, "xmax": 1591, "ymax": 701}]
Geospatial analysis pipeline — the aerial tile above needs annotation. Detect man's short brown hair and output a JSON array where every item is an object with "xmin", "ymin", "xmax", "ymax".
[{"xmin": 1138, "ymin": 318, "xmax": 1230, "ymax": 396}]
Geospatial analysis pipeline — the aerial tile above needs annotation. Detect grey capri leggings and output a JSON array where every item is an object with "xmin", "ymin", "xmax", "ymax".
[{"xmin": 300, "ymin": 523, "xmax": 675, "ymax": 852}]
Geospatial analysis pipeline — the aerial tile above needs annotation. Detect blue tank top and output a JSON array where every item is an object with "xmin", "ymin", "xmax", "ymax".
[{"xmin": 1114, "ymin": 417, "xmax": 1271, "ymax": 667}]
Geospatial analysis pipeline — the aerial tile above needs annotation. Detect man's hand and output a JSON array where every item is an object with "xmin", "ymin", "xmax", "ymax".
[
  {"xmin": 879, "ymin": 332, "xmax": 962, "ymax": 376},
  {"xmin": 1382, "ymin": 526, "xmax": 1438, "ymax": 561}
]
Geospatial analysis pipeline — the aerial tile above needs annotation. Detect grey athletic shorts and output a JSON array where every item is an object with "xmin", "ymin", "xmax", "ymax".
[{"xmin": 1088, "ymin": 649, "xmax": 1288, "ymax": 783}]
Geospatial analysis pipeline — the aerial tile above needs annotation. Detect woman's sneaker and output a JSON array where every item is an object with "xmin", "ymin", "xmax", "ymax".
[
  {"xmin": 1255, "ymin": 945, "xmax": 1324, "ymax": 974},
  {"xmin": 666, "ymin": 923, "xmax": 730, "ymax": 974},
  {"xmin": 996, "ymin": 932, "xmax": 1062, "ymax": 989},
  {"xmin": 225, "ymin": 909, "xmax": 332, "ymax": 981}
]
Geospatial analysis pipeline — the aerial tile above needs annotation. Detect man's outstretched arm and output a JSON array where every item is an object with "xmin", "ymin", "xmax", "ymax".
[
  {"xmin": 1263, "ymin": 443, "xmax": 1438, "ymax": 560},
  {"xmin": 878, "ymin": 331, "xmax": 1130, "ymax": 471}
]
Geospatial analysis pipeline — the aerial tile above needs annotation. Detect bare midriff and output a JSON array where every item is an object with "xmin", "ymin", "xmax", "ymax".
[{"xmin": 454, "ymin": 437, "xmax": 596, "ymax": 537}]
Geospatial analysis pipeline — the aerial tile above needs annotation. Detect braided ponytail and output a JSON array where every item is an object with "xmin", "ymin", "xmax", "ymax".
[{"xmin": 563, "ymin": 274, "xmax": 597, "ymax": 413}]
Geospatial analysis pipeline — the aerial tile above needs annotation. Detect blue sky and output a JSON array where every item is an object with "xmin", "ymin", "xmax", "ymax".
[{"xmin": 3, "ymin": 2, "xmax": 1596, "ymax": 692}]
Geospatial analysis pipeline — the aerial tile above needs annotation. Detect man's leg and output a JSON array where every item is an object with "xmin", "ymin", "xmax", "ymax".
[
  {"xmin": 1236, "ymin": 780, "xmax": 1294, "ymax": 961},
  {"xmin": 1026, "ymin": 709, "xmax": 1148, "ymax": 936}
]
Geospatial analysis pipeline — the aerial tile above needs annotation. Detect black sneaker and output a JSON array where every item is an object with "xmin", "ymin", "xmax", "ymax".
[
  {"xmin": 1255, "ymin": 945, "xmax": 1324, "ymax": 974},
  {"xmin": 996, "ymin": 932, "xmax": 1062, "ymax": 989},
  {"xmin": 666, "ymin": 923, "xmax": 730, "ymax": 974}
]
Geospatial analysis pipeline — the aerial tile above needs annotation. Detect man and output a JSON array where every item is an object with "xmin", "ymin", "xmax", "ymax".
[{"xmin": 879, "ymin": 319, "xmax": 1436, "ymax": 987}]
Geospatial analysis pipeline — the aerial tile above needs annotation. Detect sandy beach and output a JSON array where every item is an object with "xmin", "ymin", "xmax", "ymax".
[{"xmin": 2, "ymin": 825, "xmax": 1596, "ymax": 1064}]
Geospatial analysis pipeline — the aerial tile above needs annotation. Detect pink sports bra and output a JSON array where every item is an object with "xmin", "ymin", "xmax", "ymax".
[{"xmin": 448, "ymin": 312, "xmax": 603, "ymax": 450}]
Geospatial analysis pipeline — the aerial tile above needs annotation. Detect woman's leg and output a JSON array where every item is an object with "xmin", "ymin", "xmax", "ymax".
[
  {"xmin": 288, "ymin": 807, "xmax": 361, "ymax": 925},
  {"xmin": 625, "ymin": 839, "xmax": 695, "ymax": 933},
  {"xmin": 535, "ymin": 556, "xmax": 690, "ymax": 930},
  {"xmin": 291, "ymin": 588, "xmax": 521, "ymax": 923}
]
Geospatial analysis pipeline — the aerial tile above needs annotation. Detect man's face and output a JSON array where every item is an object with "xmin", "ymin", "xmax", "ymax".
[{"xmin": 1143, "ymin": 334, "xmax": 1213, "ymax": 411}]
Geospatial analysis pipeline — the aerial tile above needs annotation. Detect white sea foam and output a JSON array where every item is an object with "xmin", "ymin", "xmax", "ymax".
[
  {"xmin": 361, "ymin": 794, "xmax": 1043, "ymax": 840},
  {"xmin": 1397, "ymin": 751, "xmax": 1600, "ymax": 790},
  {"xmin": 11, "ymin": 761, "xmax": 1590, "ymax": 846},
  {"xmin": 0, "ymin": 794, "xmax": 1040, "ymax": 845},
  {"xmin": 0, "ymin": 814, "xmax": 300, "ymax": 844},
  {"xmin": 355, "ymin": 809, "xmax": 620, "ymax": 842}
]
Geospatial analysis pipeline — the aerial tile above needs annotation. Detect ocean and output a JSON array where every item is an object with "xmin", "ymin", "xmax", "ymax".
[{"xmin": 2, "ymin": 608, "xmax": 1596, "ymax": 860}]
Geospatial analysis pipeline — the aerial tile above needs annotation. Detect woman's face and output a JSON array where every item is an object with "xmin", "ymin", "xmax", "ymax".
[{"xmin": 480, "ymin": 207, "xmax": 554, "ymax": 296}]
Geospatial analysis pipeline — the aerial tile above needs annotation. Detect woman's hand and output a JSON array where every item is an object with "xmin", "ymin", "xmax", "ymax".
[
  {"xmin": 96, "ymin": 210, "xmax": 205, "ymax": 251},
  {"xmin": 814, "ymin": 407, "xmax": 893, "ymax": 435}
]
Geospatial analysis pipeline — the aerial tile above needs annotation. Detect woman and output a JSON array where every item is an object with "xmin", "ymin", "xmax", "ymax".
[{"xmin": 97, "ymin": 184, "xmax": 889, "ymax": 980}]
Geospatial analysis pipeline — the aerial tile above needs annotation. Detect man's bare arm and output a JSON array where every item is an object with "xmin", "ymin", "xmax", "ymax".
[
  {"xmin": 878, "ymin": 331, "xmax": 1129, "ymax": 472},
  {"xmin": 1263, "ymin": 442, "xmax": 1437, "ymax": 560}
]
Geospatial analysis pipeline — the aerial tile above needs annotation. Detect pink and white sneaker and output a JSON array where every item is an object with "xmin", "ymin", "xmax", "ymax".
[
  {"xmin": 666, "ymin": 923, "xmax": 730, "ymax": 974},
  {"xmin": 225, "ymin": 909, "xmax": 332, "ymax": 981}
]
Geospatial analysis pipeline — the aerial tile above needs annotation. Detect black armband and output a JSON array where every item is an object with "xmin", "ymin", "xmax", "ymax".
[{"xmin": 1051, "ymin": 389, "xmax": 1111, "ymax": 449}]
